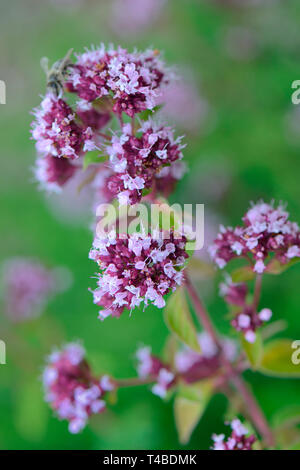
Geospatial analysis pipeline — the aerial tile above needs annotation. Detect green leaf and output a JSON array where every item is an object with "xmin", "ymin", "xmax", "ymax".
[
  {"xmin": 164, "ymin": 288, "xmax": 201, "ymax": 353},
  {"xmin": 231, "ymin": 266, "xmax": 255, "ymax": 283},
  {"xmin": 266, "ymin": 257, "xmax": 300, "ymax": 275},
  {"xmin": 186, "ymin": 257, "xmax": 215, "ymax": 281},
  {"xmin": 289, "ymin": 441, "xmax": 300, "ymax": 450},
  {"xmin": 83, "ymin": 151, "xmax": 107, "ymax": 170},
  {"xmin": 272, "ymin": 405, "xmax": 300, "ymax": 429},
  {"xmin": 14, "ymin": 379, "xmax": 48, "ymax": 441},
  {"xmin": 241, "ymin": 331, "xmax": 263, "ymax": 369},
  {"xmin": 258, "ymin": 339, "xmax": 300, "ymax": 378},
  {"xmin": 174, "ymin": 381, "xmax": 213, "ymax": 444},
  {"xmin": 139, "ymin": 105, "xmax": 162, "ymax": 121}
]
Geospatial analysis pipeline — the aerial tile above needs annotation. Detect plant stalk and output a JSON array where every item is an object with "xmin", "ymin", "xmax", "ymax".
[{"xmin": 184, "ymin": 273, "xmax": 275, "ymax": 447}]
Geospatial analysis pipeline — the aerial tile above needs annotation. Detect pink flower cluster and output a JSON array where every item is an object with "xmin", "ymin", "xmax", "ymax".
[
  {"xmin": 209, "ymin": 202, "xmax": 300, "ymax": 273},
  {"xmin": 110, "ymin": 0, "xmax": 166, "ymax": 37},
  {"xmin": 66, "ymin": 45, "xmax": 170, "ymax": 117},
  {"xmin": 136, "ymin": 346, "xmax": 175, "ymax": 398},
  {"xmin": 89, "ymin": 230, "xmax": 188, "ymax": 320},
  {"xmin": 220, "ymin": 276, "xmax": 272, "ymax": 343},
  {"xmin": 135, "ymin": 333, "xmax": 237, "ymax": 397},
  {"xmin": 175, "ymin": 331, "xmax": 237, "ymax": 382},
  {"xmin": 212, "ymin": 418, "xmax": 257, "ymax": 450},
  {"xmin": 106, "ymin": 120, "xmax": 185, "ymax": 205},
  {"xmin": 31, "ymin": 95, "xmax": 88, "ymax": 160},
  {"xmin": 43, "ymin": 343, "xmax": 114, "ymax": 434},
  {"xmin": 34, "ymin": 154, "xmax": 78, "ymax": 193},
  {"xmin": 1, "ymin": 258, "xmax": 63, "ymax": 322}
]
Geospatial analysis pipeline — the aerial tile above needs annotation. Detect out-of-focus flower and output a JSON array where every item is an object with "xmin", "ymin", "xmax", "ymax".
[
  {"xmin": 105, "ymin": 120, "xmax": 185, "ymax": 205},
  {"xmin": 157, "ymin": 77, "xmax": 209, "ymax": 133},
  {"xmin": 43, "ymin": 343, "xmax": 113, "ymax": 434},
  {"xmin": 219, "ymin": 276, "xmax": 248, "ymax": 307},
  {"xmin": 136, "ymin": 332, "xmax": 237, "ymax": 398},
  {"xmin": 175, "ymin": 331, "xmax": 237, "ymax": 383},
  {"xmin": 209, "ymin": 201, "xmax": 300, "ymax": 273},
  {"xmin": 66, "ymin": 45, "xmax": 171, "ymax": 117},
  {"xmin": 232, "ymin": 306, "xmax": 272, "ymax": 343},
  {"xmin": 136, "ymin": 346, "xmax": 175, "ymax": 398},
  {"xmin": 212, "ymin": 418, "xmax": 257, "ymax": 450},
  {"xmin": 219, "ymin": 276, "xmax": 272, "ymax": 343},
  {"xmin": 110, "ymin": 0, "xmax": 167, "ymax": 37},
  {"xmin": 89, "ymin": 229, "xmax": 188, "ymax": 320},
  {"xmin": 1, "ymin": 258, "xmax": 71, "ymax": 322},
  {"xmin": 34, "ymin": 154, "xmax": 78, "ymax": 192}
]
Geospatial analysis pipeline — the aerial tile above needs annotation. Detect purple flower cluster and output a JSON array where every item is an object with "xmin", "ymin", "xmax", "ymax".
[
  {"xmin": 135, "ymin": 333, "xmax": 237, "ymax": 398},
  {"xmin": 212, "ymin": 418, "xmax": 257, "ymax": 450},
  {"xmin": 106, "ymin": 120, "xmax": 185, "ymax": 205},
  {"xmin": 89, "ymin": 230, "xmax": 188, "ymax": 320},
  {"xmin": 43, "ymin": 343, "xmax": 114, "ymax": 434},
  {"xmin": 31, "ymin": 95, "xmax": 88, "ymax": 160},
  {"xmin": 1, "ymin": 258, "xmax": 65, "ymax": 322},
  {"xmin": 220, "ymin": 276, "xmax": 272, "ymax": 343},
  {"xmin": 175, "ymin": 331, "xmax": 237, "ymax": 382},
  {"xmin": 209, "ymin": 202, "xmax": 300, "ymax": 273},
  {"xmin": 66, "ymin": 45, "xmax": 170, "ymax": 117},
  {"xmin": 34, "ymin": 154, "xmax": 78, "ymax": 193},
  {"xmin": 136, "ymin": 346, "xmax": 175, "ymax": 398},
  {"xmin": 31, "ymin": 46, "xmax": 184, "ymax": 200}
]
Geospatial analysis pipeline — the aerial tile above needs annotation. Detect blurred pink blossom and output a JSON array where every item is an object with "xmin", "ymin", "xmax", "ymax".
[
  {"xmin": 110, "ymin": 0, "xmax": 167, "ymax": 36},
  {"xmin": 1, "ymin": 258, "xmax": 72, "ymax": 322}
]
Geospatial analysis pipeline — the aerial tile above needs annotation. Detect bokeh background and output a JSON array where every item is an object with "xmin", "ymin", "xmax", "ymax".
[{"xmin": 0, "ymin": 0, "xmax": 300, "ymax": 450}]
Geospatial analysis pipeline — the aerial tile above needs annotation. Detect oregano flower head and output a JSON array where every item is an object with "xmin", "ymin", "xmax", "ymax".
[
  {"xmin": 66, "ymin": 45, "xmax": 171, "ymax": 117},
  {"xmin": 42, "ymin": 343, "xmax": 114, "ymax": 434},
  {"xmin": 89, "ymin": 229, "xmax": 188, "ymax": 320},
  {"xmin": 212, "ymin": 418, "xmax": 257, "ymax": 450},
  {"xmin": 209, "ymin": 201, "xmax": 300, "ymax": 273},
  {"xmin": 105, "ymin": 120, "xmax": 185, "ymax": 205}
]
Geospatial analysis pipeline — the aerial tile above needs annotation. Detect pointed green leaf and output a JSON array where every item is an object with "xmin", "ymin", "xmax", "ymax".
[
  {"xmin": 231, "ymin": 266, "xmax": 255, "ymax": 283},
  {"xmin": 139, "ymin": 105, "xmax": 162, "ymax": 121},
  {"xmin": 241, "ymin": 331, "xmax": 263, "ymax": 369},
  {"xmin": 174, "ymin": 381, "xmax": 213, "ymax": 444},
  {"xmin": 272, "ymin": 405, "xmax": 300, "ymax": 429},
  {"xmin": 259, "ymin": 339, "xmax": 300, "ymax": 378},
  {"xmin": 266, "ymin": 257, "xmax": 300, "ymax": 275},
  {"xmin": 83, "ymin": 151, "xmax": 107, "ymax": 170},
  {"xmin": 164, "ymin": 288, "xmax": 201, "ymax": 353},
  {"xmin": 186, "ymin": 257, "xmax": 215, "ymax": 281},
  {"xmin": 174, "ymin": 397, "xmax": 203, "ymax": 445}
]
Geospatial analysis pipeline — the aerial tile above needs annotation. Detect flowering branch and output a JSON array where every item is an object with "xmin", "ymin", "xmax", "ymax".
[{"xmin": 184, "ymin": 273, "xmax": 275, "ymax": 448}]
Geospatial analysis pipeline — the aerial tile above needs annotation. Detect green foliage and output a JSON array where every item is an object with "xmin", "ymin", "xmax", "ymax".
[
  {"xmin": 14, "ymin": 379, "xmax": 48, "ymax": 442},
  {"xmin": 231, "ymin": 266, "xmax": 255, "ymax": 283},
  {"xmin": 266, "ymin": 258, "xmax": 300, "ymax": 275},
  {"xmin": 259, "ymin": 340, "xmax": 300, "ymax": 378},
  {"xmin": 83, "ymin": 151, "xmax": 108, "ymax": 170},
  {"xmin": 174, "ymin": 381, "xmax": 213, "ymax": 444},
  {"xmin": 241, "ymin": 331, "xmax": 263, "ymax": 369},
  {"xmin": 164, "ymin": 287, "xmax": 201, "ymax": 353}
]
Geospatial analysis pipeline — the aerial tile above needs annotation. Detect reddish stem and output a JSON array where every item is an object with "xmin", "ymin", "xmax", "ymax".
[
  {"xmin": 115, "ymin": 377, "xmax": 154, "ymax": 388},
  {"xmin": 253, "ymin": 274, "xmax": 262, "ymax": 311},
  {"xmin": 184, "ymin": 273, "xmax": 275, "ymax": 448}
]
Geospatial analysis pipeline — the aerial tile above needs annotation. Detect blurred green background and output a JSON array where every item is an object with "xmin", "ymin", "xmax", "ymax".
[{"xmin": 0, "ymin": 0, "xmax": 300, "ymax": 450}]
